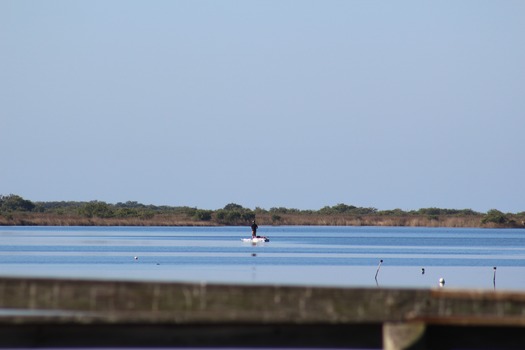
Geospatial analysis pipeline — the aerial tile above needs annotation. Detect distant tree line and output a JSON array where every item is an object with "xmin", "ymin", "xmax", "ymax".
[
  {"xmin": 0, "ymin": 194, "xmax": 36, "ymax": 212},
  {"xmin": 1, "ymin": 194, "xmax": 524, "ymax": 227}
]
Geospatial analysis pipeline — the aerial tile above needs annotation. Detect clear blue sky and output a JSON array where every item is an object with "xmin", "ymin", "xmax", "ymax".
[{"xmin": 1, "ymin": 1, "xmax": 524, "ymax": 213}]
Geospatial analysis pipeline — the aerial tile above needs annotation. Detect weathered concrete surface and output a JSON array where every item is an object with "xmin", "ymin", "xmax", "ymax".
[
  {"xmin": 2, "ymin": 277, "xmax": 525, "ymax": 325},
  {"xmin": 1, "ymin": 277, "xmax": 525, "ymax": 348},
  {"xmin": 0, "ymin": 277, "xmax": 429, "ymax": 324}
]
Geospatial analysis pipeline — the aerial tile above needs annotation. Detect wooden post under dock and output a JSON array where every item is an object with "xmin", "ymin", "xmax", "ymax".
[{"xmin": 1, "ymin": 277, "xmax": 525, "ymax": 349}]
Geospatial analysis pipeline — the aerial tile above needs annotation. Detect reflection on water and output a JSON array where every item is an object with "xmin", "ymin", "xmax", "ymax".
[{"xmin": 0, "ymin": 226, "xmax": 524, "ymax": 290}]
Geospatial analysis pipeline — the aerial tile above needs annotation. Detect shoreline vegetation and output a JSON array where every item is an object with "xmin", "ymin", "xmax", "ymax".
[{"xmin": 0, "ymin": 194, "xmax": 524, "ymax": 228}]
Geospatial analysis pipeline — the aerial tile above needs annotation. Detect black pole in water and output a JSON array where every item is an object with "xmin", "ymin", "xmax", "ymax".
[
  {"xmin": 375, "ymin": 259, "xmax": 383, "ymax": 281},
  {"xmin": 493, "ymin": 266, "xmax": 497, "ymax": 289}
]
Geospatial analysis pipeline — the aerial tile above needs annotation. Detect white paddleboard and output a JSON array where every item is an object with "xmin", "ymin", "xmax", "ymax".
[{"xmin": 241, "ymin": 236, "xmax": 269, "ymax": 243}]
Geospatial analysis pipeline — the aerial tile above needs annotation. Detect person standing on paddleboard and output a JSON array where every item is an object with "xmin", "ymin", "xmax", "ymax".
[{"xmin": 251, "ymin": 220, "xmax": 258, "ymax": 238}]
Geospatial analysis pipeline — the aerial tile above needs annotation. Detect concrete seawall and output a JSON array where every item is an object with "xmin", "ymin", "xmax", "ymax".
[{"xmin": 1, "ymin": 277, "xmax": 525, "ymax": 349}]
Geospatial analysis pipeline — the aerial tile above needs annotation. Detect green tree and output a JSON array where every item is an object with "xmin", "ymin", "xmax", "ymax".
[
  {"xmin": 0, "ymin": 194, "xmax": 36, "ymax": 212},
  {"xmin": 193, "ymin": 209, "xmax": 212, "ymax": 221},
  {"xmin": 79, "ymin": 201, "xmax": 114, "ymax": 218},
  {"xmin": 225, "ymin": 210, "xmax": 242, "ymax": 223},
  {"xmin": 378, "ymin": 208, "xmax": 407, "ymax": 216},
  {"xmin": 223, "ymin": 203, "xmax": 244, "ymax": 211},
  {"xmin": 215, "ymin": 203, "xmax": 255, "ymax": 225},
  {"xmin": 215, "ymin": 210, "xmax": 225, "ymax": 221},
  {"xmin": 481, "ymin": 209, "xmax": 509, "ymax": 225},
  {"xmin": 319, "ymin": 203, "xmax": 377, "ymax": 215},
  {"xmin": 241, "ymin": 211, "xmax": 255, "ymax": 222},
  {"xmin": 114, "ymin": 208, "xmax": 141, "ymax": 218}
]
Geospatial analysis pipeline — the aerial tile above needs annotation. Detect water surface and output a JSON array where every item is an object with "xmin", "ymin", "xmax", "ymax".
[{"xmin": 0, "ymin": 226, "xmax": 524, "ymax": 291}]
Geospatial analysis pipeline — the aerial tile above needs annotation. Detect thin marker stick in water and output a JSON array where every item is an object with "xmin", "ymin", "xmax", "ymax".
[
  {"xmin": 375, "ymin": 259, "xmax": 383, "ymax": 280},
  {"xmin": 493, "ymin": 267, "xmax": 497, "ymax": 289}
]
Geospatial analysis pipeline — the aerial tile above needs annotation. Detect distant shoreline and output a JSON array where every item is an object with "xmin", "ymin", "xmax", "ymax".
[
  {"xmin": 1, "ymin": 195, "xmax": 523, "ymax": 229},
  {"xmin": 1, "ymin": 212, "xmax": 524, "ymax": 229}
]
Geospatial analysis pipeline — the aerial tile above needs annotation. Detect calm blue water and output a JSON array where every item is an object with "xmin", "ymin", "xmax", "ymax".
[{"xmin": 1, "ymin": 226, "xmax": 524, "ymax": 291}]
